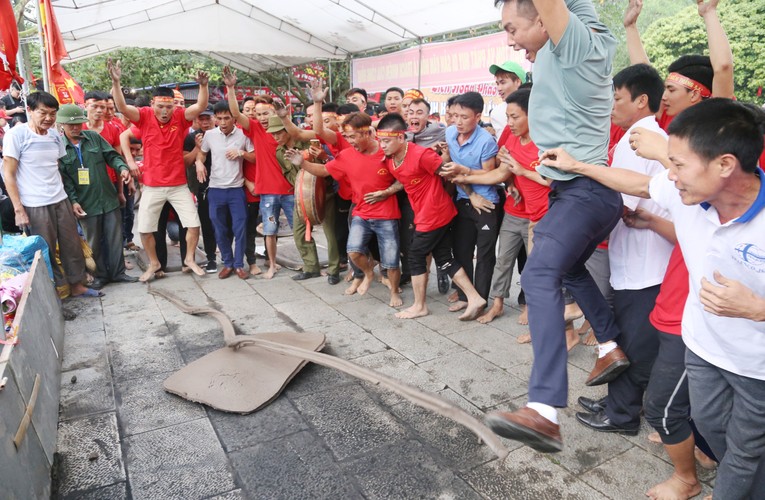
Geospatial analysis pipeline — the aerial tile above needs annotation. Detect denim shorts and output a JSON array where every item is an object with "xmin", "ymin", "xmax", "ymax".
[
  {"xmin": 347, "ymin": 217, "xmax": 400, "ymax": 269},
  {"xmin": 259, "ymin": 194, "xmax": 294, "ymax": 236}
]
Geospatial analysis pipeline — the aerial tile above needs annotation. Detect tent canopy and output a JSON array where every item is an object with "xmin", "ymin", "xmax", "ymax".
[{"xmin": 53, "ymin": 0, "xmax": 503, "ymax": 73}]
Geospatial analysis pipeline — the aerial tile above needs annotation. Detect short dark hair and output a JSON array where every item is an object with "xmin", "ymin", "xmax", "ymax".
[
  {"xmin": 494, "ymin": 0, "xmax": 538, "ymax": 18},
  {"xmin": 153, "ymin": 87, "xmax": 174, "ymax": 98},
  {"xmin": 322, "ymin": 102, "xmax": 339, "ymax": 114},
  {"xmin": 242, "ymin": 96, "xmax": 255, "ymax": 105},
  {"xmin": 612, "ymin": 64, "xmax": 664, "ymax": 113},
  {"xmin": 452, "ymin": 92, "xmax": 484, "ymax": 115},
  {"xmin": 446, "ymin": 96, "xmax": 458, "ymax": 108},
  {"xmin": 252, "ymin": 95, "xmax": 274, "ymax": 106},
  {"xmin": 213, "ymin": 100, "xmax": 231, "ymax": 115},
  {"xmin": 668, "ymin": 98, "xmax": 765, "ymax": 174},
  {"xmin": 667, "ymin": 55, "xmax": 713, "ymax": 95},
  {"xmin": 84, "ymin": 90, "xmax": 109, "ymax": 102},
  {"xmin": 341, "ymin": 112, "xmax": 372, "ymax": 130},
  {"xmin": 384, "ymin": 87, "xmax": 404, "ymax": 99},
  {"xmin": 129, "ymin": 137, "xmax": 142, "ymax": 145},
  {"xmin": 134, "ymin": 94, "xmax": 151, "ymax": 107},
  {"xmin": 505, "ymin": 88, "xmax": 531, "ymax": 114},
  {"xmin": 346, "ymin": 88, "xmax": 368, "ymax": 102},
  {"xmin": 337, "ymin": 103, "xmax": 360, "ymax": 115},
  {"xmin": 377, "ymin": 113, "xmax": 408, "ymax": 132},
  {"xmin": 409, "ymin": 98, "xmax": 431, "ymax": 110},
  {"xmin": 26, "ymin": 91, "xmax": 59, "ymax": 111}
]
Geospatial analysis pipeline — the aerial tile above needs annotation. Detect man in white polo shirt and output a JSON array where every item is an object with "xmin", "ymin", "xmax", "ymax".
[
  {"xmin": 540, "ymin": 98, "xmax": 765, "ymax": 498},
  {"xmin": 196, "ymin": 101, "xmax": 254, "ymax": 280}
]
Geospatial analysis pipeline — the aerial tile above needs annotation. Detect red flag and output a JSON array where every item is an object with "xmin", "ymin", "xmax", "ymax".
[
  {"xmin": 0, "ymin": 0, "xmax": 24, "ymax": 88},
  {"xmin": 39, "ymin": 0, "xmax": 83, "ymax": 104}
]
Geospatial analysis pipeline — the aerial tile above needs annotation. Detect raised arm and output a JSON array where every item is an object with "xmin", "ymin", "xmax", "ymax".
[
  {"xmin": 274, "ymin": 100, "xmax": 316, "ymax": 142},
  {"xmin": 107, "ymin": 59, "xmax": 140, "ymax": 123},
  {"xmin": 531, "ymin": 0, "xmax": 570, "ymax": 45},
  {"xmin": 623, "ymin": 0, "xmax": 650, "ymax": 65},
  {"xmin": 119, "ymin": 128, "xmax": 141, "ymax": 179},
  {"xmin": 698, "ymin": 0, "xmax": 734, "ymax": 98},
  {"xmin": 223, "ymin": 66, "xmax": 250, "ymax": 131},
  {"xmin": 185, "ymin": 71, "xmax": 210, "ymax": 121},
  {"xmin": 309, "ymin": 80, "xmax": 338, "ymax": 145}
]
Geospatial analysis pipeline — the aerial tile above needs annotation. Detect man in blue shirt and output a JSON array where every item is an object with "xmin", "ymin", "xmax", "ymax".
[
  {"xmin": 484, "ymin": 0, "xmax": 628, "ymax": 453},
  {"xmin": 442, "ymin": 92, "xmax": 500, "ymax": 316}
]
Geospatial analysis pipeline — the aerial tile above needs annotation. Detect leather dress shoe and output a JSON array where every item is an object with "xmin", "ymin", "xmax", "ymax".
[
  {"xmin": 218, "ymin": 267, "xmax": 233, "ymax": 279},
  {"xmin": 112, "ymin": 273, "xmax": 138, "ymax": 283},
  {"xmin": 235, "ymin": 268, "xmax": 248, "ymax": 280},
  {"xmin": 91, "ymin": 278, "xmax": 108, "ymax": 290},
  {"xmin": 575, "ymin": 410, "xmax": 639, "ymax": 435},
  {"xmin": 586, "ymin": 347, "xmax": 630, "ymax": 386},
  {"xmin": 485, "ymin": 407, "xmax": 563, "ymax": 453},
  {"xmin": 578, "ymin": 396, "xmax": 607, "ymax": 414},
  {"xmin": 292, "ymin": 271, "xmax": 321, "ymax": 281},
  {"xmin": 327, "ymin": 273, "xmax": 340, "ymax": 285}
]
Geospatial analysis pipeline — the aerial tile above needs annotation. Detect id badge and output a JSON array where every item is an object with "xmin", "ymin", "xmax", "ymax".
[{"xmin": 78, "ymin": 167, "xmax": 90, "ymax": 185}]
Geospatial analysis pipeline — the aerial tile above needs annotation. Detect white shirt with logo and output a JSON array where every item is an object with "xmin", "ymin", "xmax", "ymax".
[{"xmin": 649, "ymin": 169, "xmax": 765, "ymax": 380}]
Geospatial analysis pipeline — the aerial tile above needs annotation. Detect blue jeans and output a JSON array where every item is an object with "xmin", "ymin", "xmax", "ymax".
[
  {"xmin": 686, "ymin": 349, "xmax": 765, "ymax": 499},
  {"xmin": 259, "ymin": 194, "xmax": 294, "ymax": 236},
  {"xmin": 207, "ymin": 187, "xmax": 248, "ymax": 269},
  {"xmin": 347, "ymin": 217, "xmax": 400, "ymax": 270},
  {"xmin": 521, "ymin": 176, "xmax": 623, "ymax": 407}
]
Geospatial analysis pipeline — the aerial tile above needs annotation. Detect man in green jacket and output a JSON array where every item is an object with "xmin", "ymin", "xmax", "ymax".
[{"xmin": 58, "ymin": 104, "xmax": 137, "ymax": 289}]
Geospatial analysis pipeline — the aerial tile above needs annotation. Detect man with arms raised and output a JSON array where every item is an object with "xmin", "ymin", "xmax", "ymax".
[
  {"xmin": 108, "ymin": 59, "xmax": 209, "ymax": 281},
  {"xmin": 485, "ymin": 0, "xmax": 628, "ymax": 453}
]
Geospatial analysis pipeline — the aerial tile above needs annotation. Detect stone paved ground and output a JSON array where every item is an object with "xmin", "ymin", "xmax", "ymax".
[{"xmin": 53, "ymin": 245, "xmax": 717, "ymax": 499}]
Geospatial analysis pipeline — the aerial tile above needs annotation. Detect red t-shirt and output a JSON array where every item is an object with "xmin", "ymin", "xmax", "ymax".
[
  {"xmin": 496, "ymin": 127, "xmax": 528, "ymax": 218},
  {"xmin": 243, "ymin": 160, "xmax": 260, "ymax": 202},
  {"xmin": 245, "ymin": 118, "xmax": 293, "ymax": 195},
  {"xmin": 320, "ymin": 130, "xmax": 353, "ymax": 200},
  {"xmin": 657, "ymin": 109, "xmax": 674, "ymax": 133},
  {"xmin": 497, "ymin": 126, "xmax": 511, "ymax": 149},
  {"xmin": 325, "ymin": 147, "xmax": 400, "ymax": 220},
  {"xmin": 387, "ymin": 144, "xmax": 456, "ymax": 232},
  {"xmin": 503, "ymin": 134, "xmax": 549, "ymax": 222},
  {"xmin": 83, "ymin": 121, "xmax": 122, "ymax": 182},
  {"xmin": 111, "ymin": 117, "xmax": 127, "ymax": 134},
  {"xmin": 649, "ymin": 244, "xmax": 687, "ymax": 336},
  {"xmin": 132, "ymin": 107, "xmax": 191, "ymax": 187}
]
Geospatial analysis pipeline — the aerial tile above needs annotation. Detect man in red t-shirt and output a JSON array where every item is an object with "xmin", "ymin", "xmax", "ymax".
[
  {"xmin": 108, "ymin": 58, "xmax": 209, "ymax": 281},
  {"xmin": 83, "ymin": 91, "xmax": 130, "ymax": 204},
  {"xmin": 289, "ymin": 112, "xmax": 403, "ymax": 307},
  {"xmin": 376, "ymin": 114, "xmax": 487, "ymax": 320}
]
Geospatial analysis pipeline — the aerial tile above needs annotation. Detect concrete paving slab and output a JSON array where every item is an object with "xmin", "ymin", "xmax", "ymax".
[
  {"xmin": 59, "ymin": 363, "xmax": 115, "ymax": 421},
  {"xmin": 228, "ymin": 430, "xmax": 363, "ymax": 499},
  {"xmin": 65, "ymin": 482, "xmax": 128, "ymax": 500},
  {"xmin": 207, "ymin": 396, "xmax": 309, "ymax": 453},
  {"xmin": 247, "ymin": 273, "xmax": 317, "ymax": 305},
  {"xmin": 292, "ymin": 383, "xmax": 410, "ymax": 461},
  {"xmin": 420, "ymin": 349, "xmax": 527, "ymax": 410},
  {"xmin": 61, "ymin": 329, "xmax": 108, "ymax": 372},
  {"xmin": 108, "ymin": 333, "xmax": 184, "ymax": 382},
  {"xmin": 124, "ymin": 418, "xmax": 235, "ymax": 500},
  {"xmin": 318, "ymin": 319, "xmax": 388, "ymax": 360},
  {"xmin": 344, "ymin": 439, "xmax": 483, "ymax": 499},
  {"xmin": 114, "ymin": 372, "xmax": 206, "ymax": 437},
  {"xmin": 204, "ymin": 489, "xmax": 246, "ymax": 500},
  {"xmin": 413, "ymin": 299, "xmax": 488, "ymax": 336},
  {"xmin": 274, "ymin": 297, "xmax": 347, "ymax": 330},
  {"xmin": 334, "ymin": 297, "xmax": 403, "ymax": 331},
  {"xmin": 54, "ymin": 413, "xmax": 125, "ymax": 498},
  {"xmin": 353, "ymin": 349, "xmax": 446, "ymax": 402},
  {"xmin": 370, "ymin": 320, "xmax": 463, "ymax": 364},
  {"xmin": 283, "ymin": 363, "xmax": 356, "ymax": 399},
  {"xmin": 449, "ymin": 324, "xmax": 533, "ymax": 370}
]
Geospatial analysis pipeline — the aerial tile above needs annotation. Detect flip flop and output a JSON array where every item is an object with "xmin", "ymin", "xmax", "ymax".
[{"xmin": 76, "ymin": 288, "xmax": 104, "ymax": 298}]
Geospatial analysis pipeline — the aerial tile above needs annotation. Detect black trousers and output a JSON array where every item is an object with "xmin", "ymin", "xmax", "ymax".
[
  {"xmin": 605, "ymin": 286, "xmax": 662, "ymax": 428},
  {"xmin": 452, "ymin": 200, "xmax": 499, "ymax": 301},
  {"xmin": 397, "ymin": 191, "xmax": 415, "ymax": 277},
  {"xmin": 245, "ymin": 200, "xmax": 261, "ymax": 266},
  {"xmin": 334, "ymin": 196, "xmax": 351, "ymax": 265}
]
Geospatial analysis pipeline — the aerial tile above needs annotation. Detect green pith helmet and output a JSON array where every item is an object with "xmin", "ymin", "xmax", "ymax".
[{"xmin": 55, "ymin": 104, "xmax": 88, "ymax": 124}]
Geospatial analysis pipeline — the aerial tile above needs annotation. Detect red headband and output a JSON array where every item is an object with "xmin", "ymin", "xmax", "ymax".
[
  {"xmin": 376, "ymin": 130, "xmax": 404, "ymax": 137},
  {"xmin": 154, "ymin": 96, "xmax": 174, "ymax": 103},
  {"xmin": 666, "ymin": 72, "xmax": 712, "ymax": 98}
]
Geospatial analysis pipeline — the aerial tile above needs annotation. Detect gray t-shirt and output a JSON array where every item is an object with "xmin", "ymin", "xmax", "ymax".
[
  {"xmin": 200, "ymin": 127, "xmax": 254, "ymax": 189},
  {"xmin": 529, "ymin": 0, "xmax": 616, "ymax": 181}
]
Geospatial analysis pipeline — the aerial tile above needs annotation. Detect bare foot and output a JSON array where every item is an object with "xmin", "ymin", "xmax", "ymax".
[
  {"xmin": 154, "ymin": 270, "xmax": 166, "ymax": 280},
  {"xmin": 449, "ymin": 301, "xmax": 467, "ymax": 312},
  {"xmin": 249, "ymin": 264, "xmax": 262, "ymax": 276},
  {"xmin": 447, "ymin": 290, "xmax": 459, "ymax": 303},
  {"xmin": 345, "ymin": 278, "xmax": 362, "ymax": 295},
  {"xmin": 516, "ymin": 333, "xmax": 531, "ymax": 344},
  {"xmin": 517, "ymin": 304, "xmax": 528, "ymax": 325},
  {"xmin": 566, "ymin": 326, "xmax": 580, "ymax": 351},
  {"xmin": 645, "ymin": 474, "xmax": 701, "ymax": 500},
  {"xmin": 181, "ymin": 266, "xmax": 191, "ymax": 273},
  {"xmin": 477, "ymin": 302, "xmax": 503, "ymax": 324},
  {"xmin": 564, "ymin": 302, "xmax": 584, "ymax": 323},
  {"xmin": 344, "ymin": 270, "xmax": 354, "ymax": 282},
  {"xmin": 381, "ymin": 275, "xmax": 391, "ymax": 288},
  {"xmin": 459, "ymin": 298, "xmax": 487, "ymax": 321},
  {"xmin": 263, "ymin": 266, "xmax": 277, "ymax": 280},
  {"xmin": 275, "ymin": 263, "xmax": 282, "ymax": 271},
  {"xmin": 139, "ymin": 263, "xmax": 162, "ymax": 282},
  {"xmin": 389, "ymin": 292, "xmax": 403, "ymax": 308},
  {"xmin": 581, "ymin": 329, "xmax": 598, "ymax": 346},
  {"xmin": 694, "ymin": 447, "xmax": 717, "ymax": 470},
  {"xmin": 648, "ymin": 431, "xmax": 662, "ymax": 444},
  {"xmin": 358, "ymin": 273, "xmax": 375, "ymax": 295},
  {"xmin": 184, "ymin": 260, "xmax": 205, "ymax": 276},
  {"xmin": 395, "ymin": 304, "xmax": 429, "ymax": 319},
  {"xmin": 124, "ymin": 259, "xmax": 135, "ymax": 270},
  {"xmin": 575, "ymin": 319, "xmax": 591, "ymax": 335}
]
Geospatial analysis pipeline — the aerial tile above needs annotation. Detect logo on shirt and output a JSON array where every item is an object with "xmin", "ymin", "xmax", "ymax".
[
  {"xmin": 733, "ymin": 243, "xmax": 765, "ymax": 273},
  {"xmin": 377, "ymin": 168, "xmax": 389, "ymax": 176},
  {"xmin": 530, "ymin": 160, "xmax": 540, "ymax": 169},
  {"xmin": 410, "ymin": 177, "xmax": 422, "ymax": 185}
]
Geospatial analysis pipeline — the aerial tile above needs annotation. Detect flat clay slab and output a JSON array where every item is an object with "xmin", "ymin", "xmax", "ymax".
[{"xmin": 163, "ymin": 331, "xmax": 325, "ymax": 414}]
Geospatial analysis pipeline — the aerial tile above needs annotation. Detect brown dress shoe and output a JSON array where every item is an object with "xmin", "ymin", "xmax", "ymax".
[
  {"xmin": 586, "ymin": 346, "xmax": 630, "ymax": 386},
  {"xmin": 235, "ymin": 268, "xmax": 248, "ymax": 280},
  {"xmin": 485, "ymin": 407, "xmax": 563, "ymax": 453},
  {"xmin": 218, "ymin": 267, "xmax": 233, "ymax": 279}
]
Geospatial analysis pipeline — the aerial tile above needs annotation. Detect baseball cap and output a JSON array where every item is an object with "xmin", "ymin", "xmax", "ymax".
[
  {"xmin": 55, "ymin": 104, "xmax": 88, "ymax": 124},
  {"xmin": 489, "ymin": 61, "xmax": 526, "ymax": 83},
  {"xmin": 199, "ymin": 105, "xmax": 214, "ymax": 116}
]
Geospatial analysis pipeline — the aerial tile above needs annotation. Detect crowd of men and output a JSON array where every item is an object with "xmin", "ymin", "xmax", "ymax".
[{"xmin": 1, "ymin": 0, "xmax": 764, "ymax": 497}]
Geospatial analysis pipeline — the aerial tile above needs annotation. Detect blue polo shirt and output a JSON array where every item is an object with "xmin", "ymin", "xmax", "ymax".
[{"xmin": 445, "ymin": 125, "xmax": 499, "ymax": 202}]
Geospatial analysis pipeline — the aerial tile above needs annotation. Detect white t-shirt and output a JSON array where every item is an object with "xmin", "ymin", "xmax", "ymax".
[
  {"xmin": 3, "ymin": 124, "xmax": 67, "ymax": 207},
  {"xmin": 609, "ymin": 116, "xmax": 673, "ymax": 290},
  {"xmin": 489, "ymin": 105, "xmax": 507, "ymax": 135},
  {"xmin": 649, "ymin": 169, "xmax": 765, "ymax": 380},
  {"xmin": 201, "ymin": 127, "xmax": 254, "ymax": 189}
]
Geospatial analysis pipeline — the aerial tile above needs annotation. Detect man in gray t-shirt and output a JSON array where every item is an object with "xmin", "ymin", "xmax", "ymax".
[{"xmin": 485, "ymin": 0, "xmax": 627, "ymax": 453}]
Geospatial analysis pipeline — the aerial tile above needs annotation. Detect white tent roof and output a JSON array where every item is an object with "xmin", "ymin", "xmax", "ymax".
[{"xmin": 53, "ymin": 0, "xmax": 503, "ymax": 73}]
